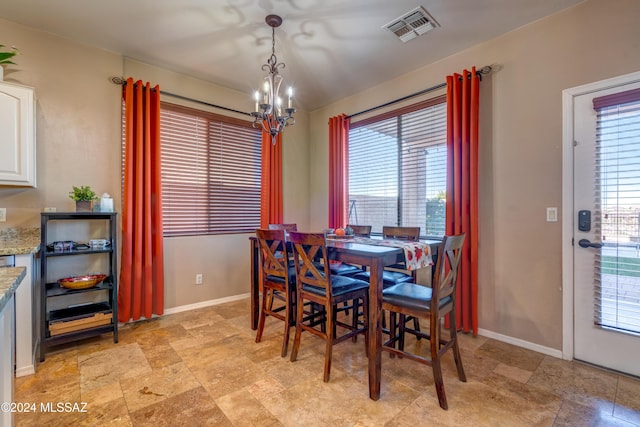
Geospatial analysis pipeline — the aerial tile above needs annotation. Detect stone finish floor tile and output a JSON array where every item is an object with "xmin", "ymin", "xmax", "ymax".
[
  {"xmin": 615, "ymin": 376, "xmax": 640, "ymax": 425},
  {"xmin": 13, "ymin": 298, "xmax": 640, "ymax": 426},
  {"xmin": 78, "ymin": 343, "xmax": 152, "ymax": 393},
  {"xmin": 128, "ymin": 386, "xmax": 232, "ymax": 426},
  {"xmin": 120, "ymin": 362, "xmax": 201, "ymax": 412},
  {"xmin": 528, "ymin": 357, "xmax": 619, "ymax": 413}
]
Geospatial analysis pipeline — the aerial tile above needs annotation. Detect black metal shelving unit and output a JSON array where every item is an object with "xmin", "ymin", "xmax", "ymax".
[{"xmin": 39, "ymin": 212, "xmax": 118, "ymax": 361}]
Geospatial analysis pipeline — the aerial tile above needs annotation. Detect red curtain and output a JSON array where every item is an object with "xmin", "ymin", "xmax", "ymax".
[
  {"xmin": 260, "ymin": 131, "xmax": 283, "ymax": 228},
  {"xmin": 119, "ymin": 78, "xmax": 165, "ymax": 322},
  {"xmin": 328, "ymin": 114, "xmax": 350, "ymax": 229},
  {"xmin": 446, "ymin": 67, "xmax": 480, "ymax": 335}
]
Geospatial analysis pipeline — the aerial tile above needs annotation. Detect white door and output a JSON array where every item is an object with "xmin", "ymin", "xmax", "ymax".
[{"xmin": 570, "ymin": 73, "xmax": 640, "ymax": 376}]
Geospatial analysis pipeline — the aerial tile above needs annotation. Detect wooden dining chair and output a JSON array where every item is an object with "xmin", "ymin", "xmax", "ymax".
[
  {"xmin": 288, "ymin": 231, "xmax": 370, "ymax": 382},
  {"xmin": 382, "ymin": 233, "xmax": 467, "ymax": 410},
  {"xmin": 254, "ymin": 228, "xmax": 296, "ymax": 357},
  {"xmin": 353, "ymin": 225, "xmax": 423, "ymax": 336},
  {"xmin": 330, "ymin": 224, "xmax": 373, "ymax": 277},
  {"xmin": 353, "ymin": 225, "xmax": 420, "ymax": 286}
]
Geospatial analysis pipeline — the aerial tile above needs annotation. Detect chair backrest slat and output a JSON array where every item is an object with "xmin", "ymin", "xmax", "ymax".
[
  {"xmin": 288, "ymin": 231, "xmax": 331, "ymax": 292},
  {"xmin": 432, "ymin": 233, "xmax": 466, "ymax": 310},
  {"xmin": 268, "ymin": 223, "xmax": 298, "ymax": 231},
  {"xmin": 382, "ymin": 226, "xmax": 420, "ymax": 241},
  {"xmin": 347, "ymin": 224, "xmax": 372, "ymax": 237},
  {"xmin": 256, "ymin": 228, "xmax": 290, "ymax": 280}
]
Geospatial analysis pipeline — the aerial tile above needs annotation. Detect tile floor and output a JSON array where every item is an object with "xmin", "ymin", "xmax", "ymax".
[{"xmin": 13, "ymin": 298, "xmax": 640, "ymax": 426}]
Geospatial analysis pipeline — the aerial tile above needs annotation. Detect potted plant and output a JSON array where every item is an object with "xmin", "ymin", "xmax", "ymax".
[
  {"xmin": 0, "ymin": 44, "xmax": 18, "ymax": 81},
  {"xmin": 69, "ymin": 185, "xmax": 98, "ymax": 212}
]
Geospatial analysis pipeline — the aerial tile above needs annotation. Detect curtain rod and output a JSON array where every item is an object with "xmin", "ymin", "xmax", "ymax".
[
  {"xmin": 346, "ymin": 65, "xmax": 493, "ymax": 120},
  {"xmin": 110, "ymin": 77, "xmax": 251, "ymax": 117}
]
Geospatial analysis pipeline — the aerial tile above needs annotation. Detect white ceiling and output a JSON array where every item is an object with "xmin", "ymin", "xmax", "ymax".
[{"xmin": 0, "ymin": 0, "xmax": 584, "ymax": 111}]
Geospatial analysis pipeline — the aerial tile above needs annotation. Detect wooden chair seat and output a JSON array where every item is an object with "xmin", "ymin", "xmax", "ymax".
[
  {"xmin": 302, "ymin": 274, "xmax": 369, "ymax": 297},
  {"xmin": 353, "ymin": 269, "xmax": 414, "ymax": 286},
  {"xmin": 382, "ymin": 283, "xmax": 452, "ymax": 311}
]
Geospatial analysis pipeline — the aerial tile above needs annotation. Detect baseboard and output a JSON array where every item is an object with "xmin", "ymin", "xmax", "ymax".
[
  {"xmin": 163, "ymin": 293, "xmax": 251, "ymax": 316},
  {"xmin": 15, "ymin": 364, "xmax": 35, "ymax": 377},
  {"xmin": 477, "ymin": 328, "xmax": 563, "ymax": 359}
]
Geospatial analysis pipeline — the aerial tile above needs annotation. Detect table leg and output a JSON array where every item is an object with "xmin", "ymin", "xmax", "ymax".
[
  {"xmin": 368, "ymin": 259, "xmax": 383, "ymax": 400},
  {"xmin": 250, "ymin": 239, "xmax": 259, "ymax": 330}
]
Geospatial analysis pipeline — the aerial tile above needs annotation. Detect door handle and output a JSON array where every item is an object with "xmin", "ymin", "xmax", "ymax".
[{"xmin": 578, "ymin": 239, "xmax": 604, "ymax": 249}]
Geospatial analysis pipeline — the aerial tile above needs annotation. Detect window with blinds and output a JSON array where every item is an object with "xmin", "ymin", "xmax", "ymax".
[
  {"xmin": 348, "ymin": 96, "xmax": 447, "ymax": 238},
  {"xmin": 160, "ymin": 103, "xmax": 262, "ymax": 236},
  {"xmin": 593, "ymin": 88, "xmax": 640, "ymax": 334}
]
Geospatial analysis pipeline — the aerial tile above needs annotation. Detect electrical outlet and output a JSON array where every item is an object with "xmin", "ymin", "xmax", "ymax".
[
  {"xmin": 0, "ymin": 208, "xmax": 6, "ymax": 222},
  {"xmin": 195, "ymin": 273, "xmax": 203, "ymax": 285},
  {"xmin": 44, "ymin": 207, "xmax": 57, "ymax": 212},
  {"xmin": 546, "ymin": 207, "xmax": 558, "ymax": 222}
]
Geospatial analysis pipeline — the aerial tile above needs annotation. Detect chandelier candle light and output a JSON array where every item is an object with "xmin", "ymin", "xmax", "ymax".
[{"xmin": 251, "ymin": 14, "xmax": 296, "ymax": 145}]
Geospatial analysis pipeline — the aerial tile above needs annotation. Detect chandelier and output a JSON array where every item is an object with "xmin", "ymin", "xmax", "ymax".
[{"xmin": 251, "ymin": 14, "xmax": 296, "ymax": 145}]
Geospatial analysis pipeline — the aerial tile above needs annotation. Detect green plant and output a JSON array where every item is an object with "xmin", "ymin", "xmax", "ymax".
[
  {"xmin": 68, "ymin": 185, "xmax": 98, "ymax": 202},
  {"xmin": 0, "ymin": 44, "xmax": 18, "ymax": 66}
]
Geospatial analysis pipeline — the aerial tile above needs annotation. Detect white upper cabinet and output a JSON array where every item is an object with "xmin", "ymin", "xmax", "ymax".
[{"xmin": 0, "ymin": 81, "xmax": 36, "ymax": 187}]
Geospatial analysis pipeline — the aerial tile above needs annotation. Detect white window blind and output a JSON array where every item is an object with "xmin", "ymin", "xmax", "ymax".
[
  {"xmin": 160, "ymin": 103, "xmax": 262, "ymax": 236},
  {"xmin": 593, "ymin": 88, "xmax": 640, "ymax": 334},
  {"xmin": 348, "ymin": 96, "xmax": 447, "ymax": 238}
]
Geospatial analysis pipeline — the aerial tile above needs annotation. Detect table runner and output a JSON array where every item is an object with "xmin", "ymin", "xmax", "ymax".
[{"xmin": 327, "ymin": 236, "xmax": 433, "ymax": 270}]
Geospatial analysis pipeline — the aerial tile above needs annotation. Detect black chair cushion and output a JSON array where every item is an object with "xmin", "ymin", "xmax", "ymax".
[
  {"xmin": 302, "ymin": 275, "xmax": 369, "ymax": 297},
  {"xmin": 382, "ymin": 283, "xmax": 451, "ymax": 311},
  {"xmin": 329, "ymin": 261, "xmax": 362, "ymax": 276},
  {"xmin": 265, "ymin": 266, "xmax": 297, "ymax": 284},
  {"xmin": 353, "ymin": 270, "xmax": 413, "ymax": 286}
]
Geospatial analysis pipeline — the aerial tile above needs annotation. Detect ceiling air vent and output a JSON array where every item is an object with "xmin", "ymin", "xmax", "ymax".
[{"xmin": 383, "ymin": 6, "xmax": 439, "ymax": 43}]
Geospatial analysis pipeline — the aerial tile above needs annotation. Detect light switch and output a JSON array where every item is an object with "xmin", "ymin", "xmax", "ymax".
[
  {"xmin": 0, "ymin": 208, "xmax": 6, "ymax": 222},
  {"xmin": 546, "ymin": 207, "xmax": 558, "ymax": 222}
]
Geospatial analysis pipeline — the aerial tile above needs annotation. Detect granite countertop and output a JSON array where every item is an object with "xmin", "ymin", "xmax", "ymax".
[
  {"xmin": 0, "ymin": 267, "xmax": 26, "ymax": 313},
  {"xmin": 0, "ymin": 227, "xmax": 40, "ymax": 256}
]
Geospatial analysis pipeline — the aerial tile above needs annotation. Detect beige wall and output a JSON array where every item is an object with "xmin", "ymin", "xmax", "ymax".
[
  {"xmin": 0, "ymin": 18, "xmax": 122, "ymax": 224},
  {"xmin": 309, "ymin": 0, "xmax": 640, "ymax": 350},
  {"xmin": 0, "ymin": 19, "xmax": 310, "ymax": 309}
]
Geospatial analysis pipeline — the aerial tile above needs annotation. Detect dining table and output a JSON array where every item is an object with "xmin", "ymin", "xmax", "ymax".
[{"xmin": 249, "ymin": 233, "xmax": 440, "ymax": 401}]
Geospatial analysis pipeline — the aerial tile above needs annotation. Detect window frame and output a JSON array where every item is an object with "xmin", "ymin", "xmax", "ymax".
[{"xmin": 158, "ymin": 102, "xmax": 262, "ymax": 237}]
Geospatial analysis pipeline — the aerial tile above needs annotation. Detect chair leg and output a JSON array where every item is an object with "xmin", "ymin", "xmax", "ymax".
[
  {"xmin": 362, "ymin": 293, "xmax": 369, "ymax": 357},
  {"xmin": 290, "ymin": 292, "xmax": 304, "ymax": 363},
  {"xmin": 255, "ymin": 289, "xmax": 269, "ymax": 343},
  {"xmin": 382, "ymin": 309, "xmax": 387, "ymax": 330},
  {"xmin": 351, "ymin": 298, "xmax": 359, "ymax": 343},
  {"xmin": 281, "ymin": 293, "xmax": 291, "ymax": 357},
  {"xmin": 413, "ymin": 316, "xmax": 422, "ymax": 340},
  {"xmin": 389, "ymin": 311, "xmax": 397, "ymax": 358},
  {"xmin": 431, "ymin": 317, "xmax": 448, "ymax": 410},
  {"xmin": 324, "ymin": 303, "xmax": 335, "ymax": 382},
  {"xmin": 449, "ymin": 314, "xmax": 467, "ymax": 382},
  {"xmin": 398, "ymin": 313, "xmax": 406, "ymax": 352},
  {"xmin": 432, "ymin": 357, "xmax": 448, "ymax": 410}
]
